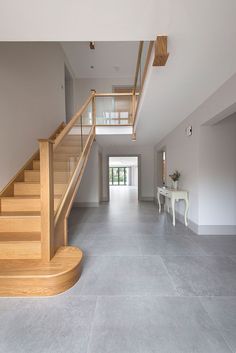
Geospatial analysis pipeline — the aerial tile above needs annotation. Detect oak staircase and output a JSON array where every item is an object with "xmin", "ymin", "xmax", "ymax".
[
  {"xmin": 0, "ymin": 94, "xmax": 96, "ymax": 296},
  {"xmin": 0, "ymin": 40, "xmax": 157, "ymax": 296}
]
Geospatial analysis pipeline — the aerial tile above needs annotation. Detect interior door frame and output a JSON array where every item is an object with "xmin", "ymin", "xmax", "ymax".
[
  {"xmin": 156, "ymin": 147, "xmax": 167, "ymax": 188},
  {"xmin": 107, "ymin": 154, "xmax": 141, "ymax": 202}
]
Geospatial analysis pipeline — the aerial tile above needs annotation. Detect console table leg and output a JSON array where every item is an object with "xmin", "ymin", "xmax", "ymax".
[
  {"xmin": 184, "ymin": 197, "xmax": 189, "ymax": 226},
  {"xmin": 171, "ymin": 198, "xmax": 176, "ymax": 226},
  {"xmin": 157, "ymin": 192, "xmax": 161, "ymax": 213}
]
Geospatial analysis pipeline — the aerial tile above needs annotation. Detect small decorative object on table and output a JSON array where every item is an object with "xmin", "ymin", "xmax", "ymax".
[{"xmin": 169, "ymin": 170, "xmax": 180, "ymax": 190}]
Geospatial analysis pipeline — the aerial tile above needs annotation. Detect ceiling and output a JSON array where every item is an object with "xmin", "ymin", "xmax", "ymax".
[
  {"xmin": 61, "ymin": 42, "xmax": 139, "ymax": 79},
  {"xmin": 135, "ymin": 0, "xmax": 236, "ymax": 145},
  {"xmin": 1, "ymin": 0, "xmax": 236, "ymax": 146},
  {"xmin": 109, "ymin": 156, "xmax": 138, "ymax": 167},
  {"xmin": 0, "ymin": 0, "xmax": 168, "ymax": 41}
]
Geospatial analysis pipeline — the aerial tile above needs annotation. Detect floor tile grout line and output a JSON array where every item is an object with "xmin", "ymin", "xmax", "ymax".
[
  {"xmin": 1, "ymin": 294, "xmax": 236, "ymax": 300},
  {"xmin": 63, "ymin": 294, "xmax": 236, "ymax": 298},
  {"xmin": 159, "ymin": 255, "xmax": 180, "ymax": 296},
  {"xmin": 86, "ymin": 296, "xmax": 99, "ymax": 353},
  {"xmin": 198, "ymin": 297, "xmax": 235, "ymax": 353},
  {"xmin": 73, "ymin": 254, "xmax": 236, "ymax": 258},
  {"xmin": 55, "ymin": 290, "xmax": 236, "ymax": 300}
]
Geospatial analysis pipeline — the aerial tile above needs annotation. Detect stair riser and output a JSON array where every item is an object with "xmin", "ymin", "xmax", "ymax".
[
  {"xmin": 14, "ymin": 183, "xmax": 66, "ymax": 196},
  {"xmin": 14, "ymin": 183, "xmax": 40, "ymax": 196},
  {"xmin": 0, "ymin": 242, "xmax": 41, "ymax": 259},
  {"xmin": 33, "ymin": 160, "xmax": 76, "ymax": 172},
  {"xmin": 64, "ymin": 135, "xmax": 84, "ymax": 139},
  {"xmin": 53, "ymin": 154, "xmax": 81, "ymax": 161},
  {"xmin": 24, "ymin": 171, "xmax": 40, "ymax": 182},
  {"xmin": 61, "ymin": 140, "xmax": 83, "ymax": 146},
  {"xmin": 0, "ymin": 217, "xmax": 40, "ymax": 233},
  {"xmin": 24, "ymin": 171, "xmax": 70, "ymax": 183},
  {"xmin": 1, "ymin": 198, "xmax": 60, "ymax": 212},
  {"xmin": 0, "ymin": 246, "xmax": 83, "ymax": 296},
  {"xmin": 32, "ymin": 161, "xmax": 40, "ymax": 170},
  {"xmin": 56, "ymin": 146, "xmax": 82, "ymax": 154}
]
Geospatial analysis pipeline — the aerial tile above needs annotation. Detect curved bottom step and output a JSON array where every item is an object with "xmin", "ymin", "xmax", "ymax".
[{"xmin": 0, "ymin": 246, "xmax": 83, "ymax": 296}]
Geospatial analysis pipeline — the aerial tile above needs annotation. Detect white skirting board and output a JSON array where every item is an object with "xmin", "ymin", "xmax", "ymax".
[{"xmin": 175, "ymin": 210, "xmax": 236, "ymax": 236}]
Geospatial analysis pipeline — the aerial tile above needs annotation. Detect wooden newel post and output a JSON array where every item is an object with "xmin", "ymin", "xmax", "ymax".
[
  {"xmin": 91, "ymin": 89, "xmax": 96, "ymax": 126},
  {"xmin": 38, "ymin": 139, "xmax": 54, "ymax": 262},
  {"xmin": 132, "ymin": 93, "xmax": 136, "ymax": 125}
]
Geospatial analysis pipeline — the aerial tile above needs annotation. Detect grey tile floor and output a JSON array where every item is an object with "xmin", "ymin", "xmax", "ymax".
[{"xmin": 1, "ymin": 187, "xmax": 236, "ymax": 352}]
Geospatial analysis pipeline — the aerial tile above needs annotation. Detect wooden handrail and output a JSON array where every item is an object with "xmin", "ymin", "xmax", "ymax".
[
  {"xmin": 54, "ymin": 92, "xmax": 95, "ymax": 148},
  {"xmin": 133, "ymin": 41, "xmax": 144, "ymax": 93},
  {"xmin": 140, "ymin": 41, "xmax": 154, "ymax": 91},
  {"xmin": 133, "ymin": 41, "xmax": 154, "ymax": 128},
  {"xmin": 95, "ymin": 93, "xmax": 133, "ymax": 97}
]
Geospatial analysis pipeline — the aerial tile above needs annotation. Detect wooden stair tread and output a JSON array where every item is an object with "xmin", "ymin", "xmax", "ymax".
[
  {"xmin": 13, "ymin": 182, "xmax": 66, "ymax": 197},
  {"xmin": 53, "ymin": 154, "xmax": 81, "ymax": 158},
  {"xmin": 13, "ymin": 181, "xmax": 66, "ymax": 187},
  {"xmin": 0, "ymin": 232, "xmax": 40, "ymax": 241},
  {"xmin": 24, "ymin": 169, "xmax": 71, "ymax": 181},
  {"xmin": 0, "ymin": 246, "xmax": 83, "ymax": 296},
  {"xmin": 0, "ymin": 211, "xmax": 41, "ymax": 217},
  {"xmin": 1, "ymin": 195, "xmax": 61, "ymax": 199},
  {"xmin": 0, "ymin": 247, "xmax": 82, "ymax": 276},
  {"xmin": 14, "ymin": 182, "xmax": 66, "ymax": 186},
  {"xmin": 24, "ymin": 170, "xmax": 71, "ymax": 173},
  {"xmin": 0, "ymin": 196, "xmax": 61, "ymax": 212},
  {"xmin": 14, "ymin": 181, "xmax": 40, "ymax": 184}
]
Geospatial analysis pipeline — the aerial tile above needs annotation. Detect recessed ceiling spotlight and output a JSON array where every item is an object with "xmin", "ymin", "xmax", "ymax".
[
  {"xmin": 89, "ymin": 41, "xmax": 95, "ymax": 50},
  {"xmin": 90, "ymin": 65, "xmax": 94, "ymax": 69}
]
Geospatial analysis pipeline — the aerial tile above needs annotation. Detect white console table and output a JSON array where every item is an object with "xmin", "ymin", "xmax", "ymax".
[{"xmin": 157, "ymin": 187, "xmax": 189, "ymax": 226}]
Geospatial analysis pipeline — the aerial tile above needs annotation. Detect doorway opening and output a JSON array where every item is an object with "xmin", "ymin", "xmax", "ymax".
[
  {"xmin": 156, "ymin": 149, "xmax": 167, "ymax": 187},
  {"xmin": 64, "ymin": 65, "xmax": 74, "ymax": 123},
  {"xmin": 108, "ymin": 156, "xmax": 140, "ymax": 204}
]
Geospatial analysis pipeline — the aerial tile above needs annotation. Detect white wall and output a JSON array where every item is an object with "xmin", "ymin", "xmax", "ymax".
[
  {"xmin": 130, "ymin": 165, "xmax": 138, "ymax": 186},
  {"xmin": 155, "ymin": 118, "xmax": 200, "ymax": 225},
  {"xmin": 75, "ymin": 142, "xmax": 101, "ymax": 206},
  {"xmin": 74, "ymin": 77, "xmax": 133, "ymax": 111},
  {"xmin": 0, "ymin": 42, "xmax": 71, "ymax": 190},
  {"xmin": 199, "ymin": 114, "xmax": 236, "ymax": 226},
  {"xmin": 65, "ymin": 66, "xmax": 75, "ymax": 121},
  {"xmin": 155, "ymin": 75, "xmax": 236, "ymax": 234}
]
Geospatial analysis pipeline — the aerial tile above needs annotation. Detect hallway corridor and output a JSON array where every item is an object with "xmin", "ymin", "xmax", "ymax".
[
  {"xmin": 1, "ymin": 199, "xmax": 236, "ymax": 352},
  {"xmin": 109, "ymin": 185, "xmax": 138, "ymax": 205}
]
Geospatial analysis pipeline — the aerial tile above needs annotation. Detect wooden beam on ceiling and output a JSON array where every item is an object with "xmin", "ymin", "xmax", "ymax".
[{"xmin": 153, "ymin": 36, "xmax": 169, "ymax": 66}]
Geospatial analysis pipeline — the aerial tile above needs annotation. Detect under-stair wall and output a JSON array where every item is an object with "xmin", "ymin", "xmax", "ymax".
[{"xmin": 0, "ymin": 42, "xmax": 71, "ymax": 190}]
